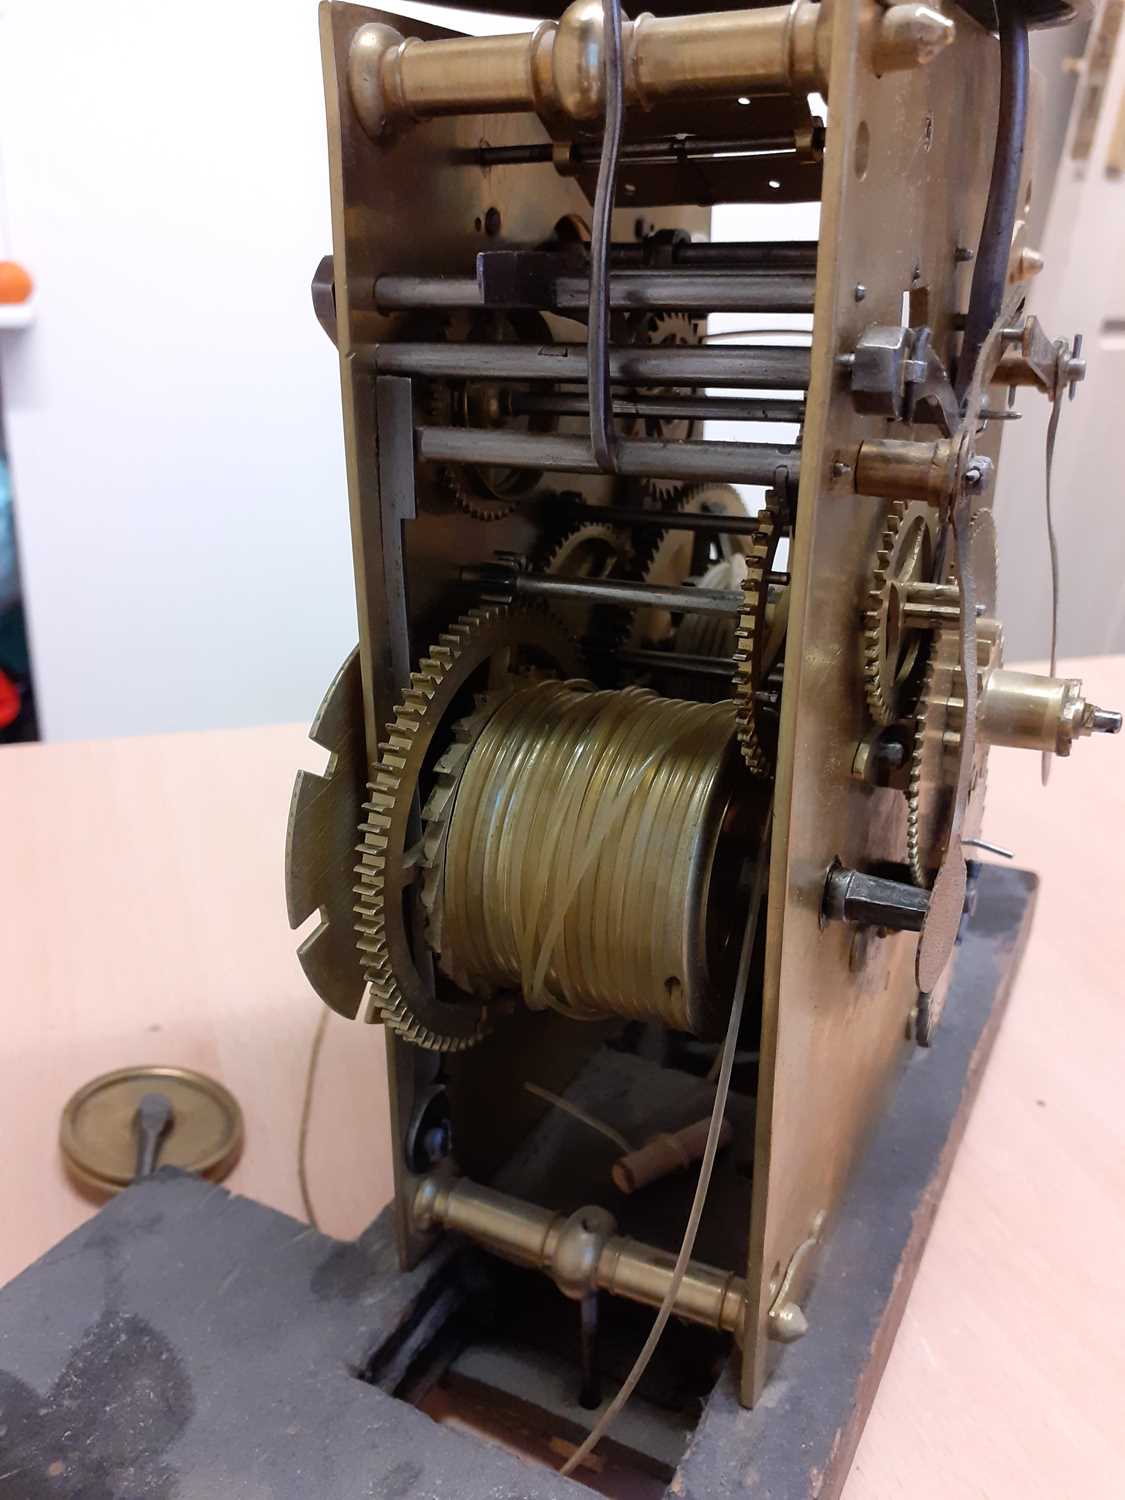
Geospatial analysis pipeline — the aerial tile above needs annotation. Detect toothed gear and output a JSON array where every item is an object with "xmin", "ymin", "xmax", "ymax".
[
  {"xmin": 536, "ymin": 519, "xmax": 637, "ymax": 587},
  {"xmin": 418, "ymin": 309, "xmax": 557, "ymax": 521},
  {"xmin": 863, "ymin": 501, "xmax": 938, "ymax": 726},
  {"xmin": 628, "ymin": 524, "xmax": 689, "ymax": 648},
  {"xmin": 680, "ymin": 484, "xmax": 756, "ymax": 562},
  {"xmin": 535, "ymin": 518, "xmax": 639, "ymax": 647},
  {"xmin": 629, "ymin": 483, "xmax": 750, "ymax": 648},
  {"xmin": 418, "ymin": 689, "xmax": 512, "ymax": 969},
  {"xmin": 905, "ymin": 618, "xmax": 1003, "ymax": 887},
  {"xmin": 733, "ymin": 501, "xmax": 788, "ymax": 775},
  {"xmin": 638, "ymin": 483, "xmax": 751, "ymax": 588},
  {"xmin": 620, "ymin": 311, "xmax": 702, "ymax": 508},
  {"xmin": 933, "ymin": 504, "xmax": 999, "ymax": 614},
  {"xmin": 911, "ymin": 307, "xmax": 1017, "ymax": 995},
  {"xmin": 353, "ymin": 605, "xmax": 581, "ymax": 1051},
  {"xmin": 905, "ymin": 506, "xmax": 1001, "ymax": 885},
  {"xmin": 637, "ymin": 476, "xmax": 688, "ymax": 507},
  {"xmin": 285, "ymin": 649, "xmax": 367, "ymax": 1019},
  {"xmin": 653, "ymin": 553, "xmax": 754, "ymax": 701},
  {"xmin": 966, "ymin": 505, "xmax": 998, "ymax": 617},
  {"xmin": 676, "ymin": 553, "xmax": 749, "ymax": 661}
]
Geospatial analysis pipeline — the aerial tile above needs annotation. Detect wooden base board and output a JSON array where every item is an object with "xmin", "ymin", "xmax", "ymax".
[{"xmin": 0, "ymin": 865, "xmax": 1035, "ymax": 1499}]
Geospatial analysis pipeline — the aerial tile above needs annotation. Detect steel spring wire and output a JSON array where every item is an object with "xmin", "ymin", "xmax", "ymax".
[{"xmin": 441, "ymin": 680, "xmax": 738, "ymax": 1032}]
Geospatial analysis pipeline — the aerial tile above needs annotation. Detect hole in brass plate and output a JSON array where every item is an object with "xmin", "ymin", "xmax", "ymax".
[{"xmin": 854, "ymin": 120, "xmax": 870, "ymax": 180}]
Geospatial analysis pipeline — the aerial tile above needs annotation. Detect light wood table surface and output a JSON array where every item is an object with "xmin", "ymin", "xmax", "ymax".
[{"xmin": 1, "ymin": 656, "xmax": 1122, "ymax": 1497}]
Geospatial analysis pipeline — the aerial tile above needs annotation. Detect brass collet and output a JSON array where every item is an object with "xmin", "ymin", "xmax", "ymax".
[{"xmin": 853, "ymin": 433, "xmax": 969, "ymax": 507}]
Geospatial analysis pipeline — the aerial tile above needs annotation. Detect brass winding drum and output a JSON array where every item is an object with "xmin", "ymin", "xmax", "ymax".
[{"xmin": 440, "ymin": 681, "xmax": 759, "ymax": 1035}]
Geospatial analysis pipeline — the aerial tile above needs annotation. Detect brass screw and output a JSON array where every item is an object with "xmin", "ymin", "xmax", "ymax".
[{"xmin": 1014, "ymin": 246, "xmax": 1044, "ymax": 280}]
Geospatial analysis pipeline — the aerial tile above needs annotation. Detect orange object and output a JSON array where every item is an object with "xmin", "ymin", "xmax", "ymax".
[
  {"xmin": 0, "ymin": 262, "xmax": 33, "ymax": 304},
  {"xmin": 611, "ymin": 1116, "xmax": 735, "ymax": 1194}
]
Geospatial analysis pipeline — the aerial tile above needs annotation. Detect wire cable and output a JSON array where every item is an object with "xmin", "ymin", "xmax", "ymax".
[
  {"xmin": 957, "ymin": 0, "xmax": 1029, "ymax": 398},
  {"xmin": 588, "ymin": 0, "xmax": 626, "ymax": 473},
  {"xmin": 297, "ymin": 1007, "xmax": 329, "ymax": 1230},
  {"xmin": 558, "ymin": 801, "xmax": 773, "ymax": 1478},
  {"xmin": 1041, "ymin": 366, "xmax": 1065, "ymax": 784},
  {"xmin": 523, "ymin": 1082, "xmax": 634, "ymax": 1154}
]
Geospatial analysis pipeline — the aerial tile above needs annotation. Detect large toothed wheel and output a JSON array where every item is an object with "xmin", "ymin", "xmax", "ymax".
[
  {"xmin": 420, "ymin": 309, "xmax": 558, "ymax": 521},
  {"xmin": 906, "ymin": 619, "xmax": 1002, "ymax": 889},
  {"xmin": 863, "ymin": 501, "xmax": 937, "ymax": 726},
  {"xmin": 353, "ymin": 606, "xmax": 581, "ymax": 1052},
  {"xmin": 732, "ymin": 500, "xmax": 788, "ymax": 776},
  {"xmin": 535, "ymin": 519, "xmax": 641, "ymax": 647},
  {"xmin": 622, "ymin": 310, "xmax": 702, "ymax": 508}
]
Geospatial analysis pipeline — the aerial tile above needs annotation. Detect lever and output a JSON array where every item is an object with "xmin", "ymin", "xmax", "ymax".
[{"xmin": 133, "ymin": 1091, "xmax": 174, "ymax": 1180}]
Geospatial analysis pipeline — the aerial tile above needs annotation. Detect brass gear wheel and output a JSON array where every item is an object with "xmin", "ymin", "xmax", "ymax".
[
  {"xmin": 629, "ymin": 482, "xmax": 750, "ymax": 647},
  {"xmin": 675, "ymin": 552, "xmax": 749, "ymax": 661},
  {"xmin": 620, "ymin": 311, "xmax": 702, "ymax": 508},
  {"xmin": 680, "ymin": 483, "xmax": 756, "ymax": 563},
  {"xmin": 537, "ymin": 520, "xmax": 633, "ymax": 577},
  {"xmin": 285, "ymin": 649, "xmax": 367, "ymax": 1020},
  {"xmin": 863, "ymin": 500, "xmax": 938, "ymax": 726},
  {"xmin": 353, "ymin": 605, "xmax": 581, "ymax": 1051},
  {"xmin": 420, "ymin": 309, "xmax": 557, "ymax": 521},
  {"xmin": 933, "ymin": 504, "xmax": 998, "ymax": 615},
  {"xmin": 905, "ymin": 506, "xmax": 1001, "ymax": 886},
  {"xmin": 628, "ymin": 525, "xmax": 688, "ymax": 648},
  {"xmin": 964, "ymin": 505, "xmax": 998, "ymax": 617},
  {"xmin": 417, "ymin": 688, "xmax": 510, "ymax": 972},
  {"xmin": 863, "ymin": 504, "xmax": 998, "ymax": 728},
  {"xmin": 733, "ymin": 500, "xmax": 788, "ymax": 775},
  {"xmin": 619, "ymin": 311, "xmax": 700, "ymax": 445},
  {"xmin": 906, "ymin": 618, "xmax": 1003, "ymax": 888},
  {"xmin": 535, "ymin": 519, "xmax": 637, "ymax": 637}
]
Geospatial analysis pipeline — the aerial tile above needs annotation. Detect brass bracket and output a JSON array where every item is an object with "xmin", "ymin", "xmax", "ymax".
[
  {"xmin": 767, "ymin": 1210, "xmax": 826, "ymax": 1343},
  {"xmin": 995, "ymin": 317, "xmax": 1086, "ymax": 401}
]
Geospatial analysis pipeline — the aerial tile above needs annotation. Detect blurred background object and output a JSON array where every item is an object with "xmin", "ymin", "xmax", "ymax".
[
  {"xmin": 0, "ymin": 441, "xmax": 37, "ymax": 741},
  {"xmin": 0, "ymin": 260, "xmax": 33, "ymax": 306},
  {"xmin": 994, "ymin": 0, "xmax": 1125, "ymax": 659}
]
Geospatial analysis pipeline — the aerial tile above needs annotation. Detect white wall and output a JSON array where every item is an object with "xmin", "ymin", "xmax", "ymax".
[
  {"xmin": 0, "ymin": 0, "xmax": 557, "ymax": 742},
  {"xmin": 0, "ymin": 1, "xmax": 356, "ymax": 740},
  {"xmin": 993, "ymin": 15, "xmax": 1125, "ymax": 661}
]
